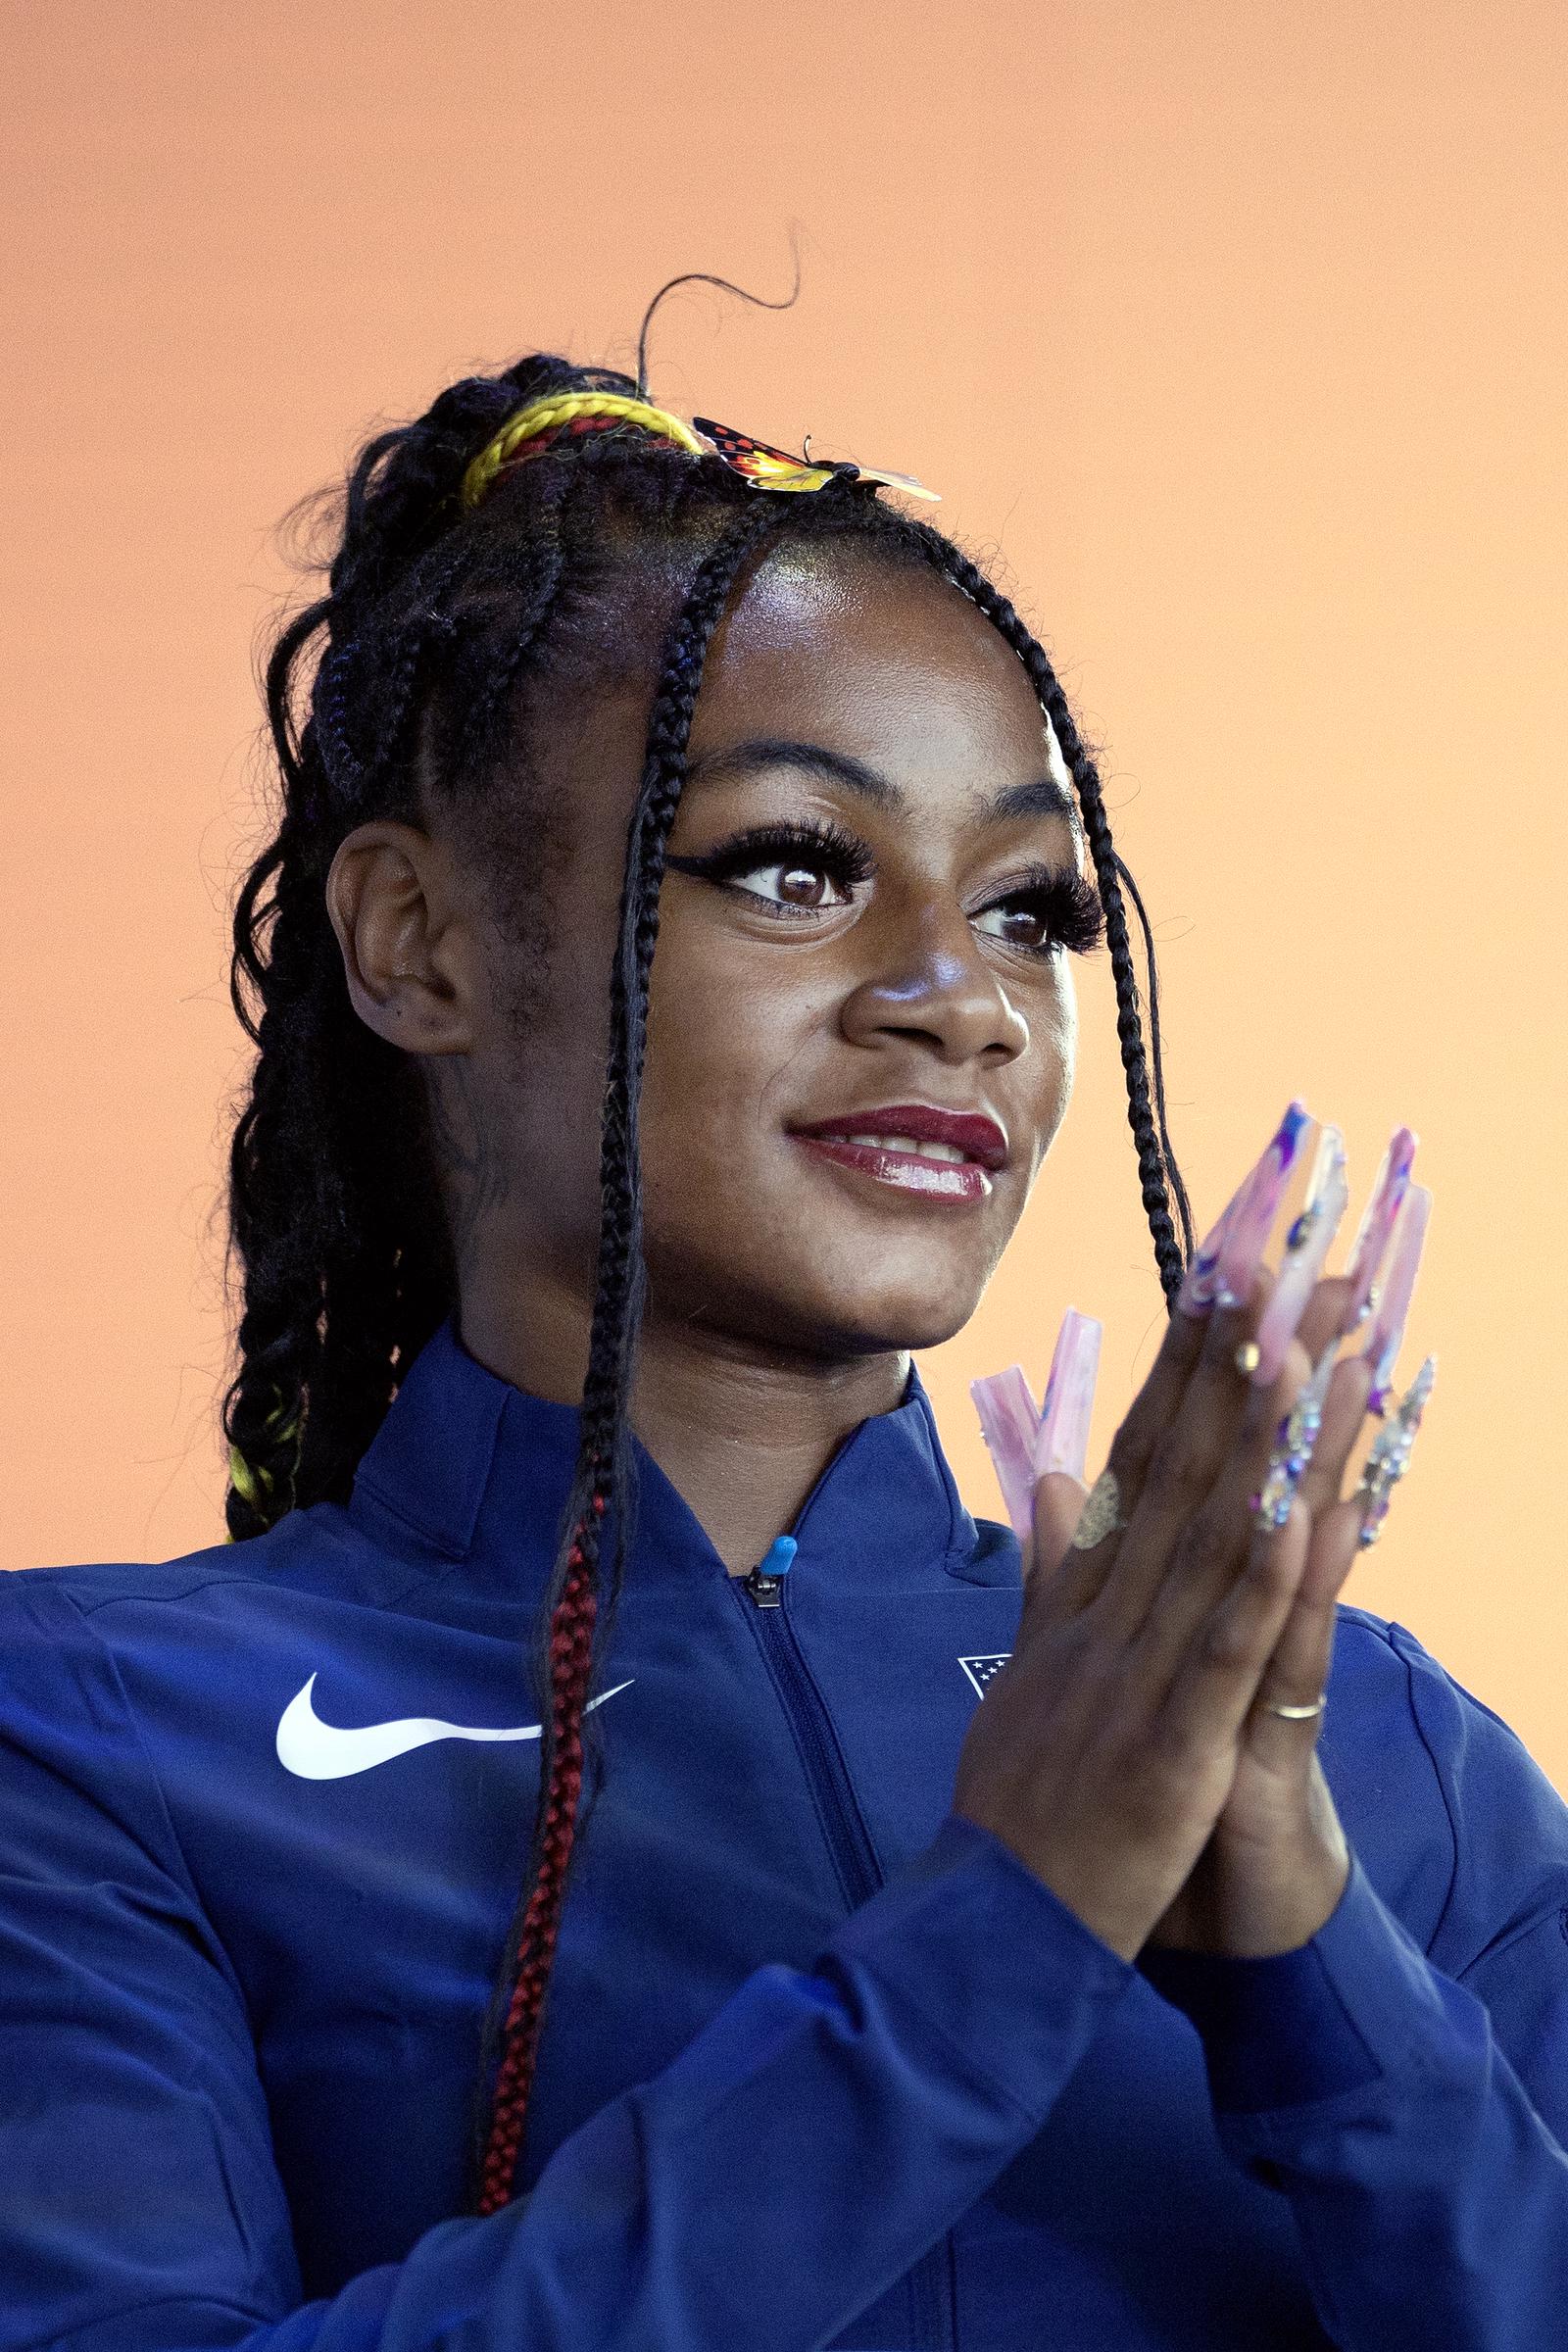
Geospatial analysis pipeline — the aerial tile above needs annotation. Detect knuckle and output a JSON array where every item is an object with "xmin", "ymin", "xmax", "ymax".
[
  {"xmin": 1143, "ymin": 1428, "xmax": 1205, "ymax": 1511},
  {"xmin": 1105, "ymin": 1411, "xmax": 1156, "ymax": 1490},
  {"xmin": 1233, "ymin": 1530, "xmax": 1294, "ymax": 1604},
  {"xmin": 1198, "ymin": 1607, "xmax": 1257, "ymax": 1674}
]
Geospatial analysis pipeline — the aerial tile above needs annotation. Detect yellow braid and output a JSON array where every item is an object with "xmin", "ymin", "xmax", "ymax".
[
  {"xmin": 224, "ymin": 1386, "xmax": 305, "ymax": 1543},
  {"xmin": 461, "ymin": 392, "xmax": 705, "ymax": 512}
]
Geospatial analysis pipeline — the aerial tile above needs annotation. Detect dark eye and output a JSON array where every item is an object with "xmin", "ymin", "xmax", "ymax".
[
  {"xmin": 972, "ymin": 871, "xmax": 1106, "ymax": 960},
  {"xmin": 726, "ymin": 857, "xmax": 856, "ymax": 912},
  {"xmin": 974, "ymin": 902, "xmax": 1053, "ymax": 951},
  {"xmin": 664, "ymin": 818, "xmax": 873, "ymax": 922}
]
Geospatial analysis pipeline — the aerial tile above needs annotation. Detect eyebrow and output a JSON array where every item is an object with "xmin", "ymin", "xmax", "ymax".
[{"xmin": 682, "ymin": 737, "xmax": 1081, "ymax": 833}]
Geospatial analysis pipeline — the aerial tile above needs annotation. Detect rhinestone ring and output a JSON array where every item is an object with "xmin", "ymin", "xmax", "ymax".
[{"xmin": 1070, "ymin": 1468, "xmax": 1129, "ymax": 1550}]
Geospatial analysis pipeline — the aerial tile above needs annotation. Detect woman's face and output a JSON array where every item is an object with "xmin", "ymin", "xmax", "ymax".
[{"xmin": 471, "ymin": 541, "xmax": 1092, "ymax": 1369}]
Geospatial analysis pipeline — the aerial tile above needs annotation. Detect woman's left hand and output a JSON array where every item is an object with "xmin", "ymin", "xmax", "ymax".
[{"xmin": 1032, "ymin": 1273, "xmax": 1377, "ymax": 1959}]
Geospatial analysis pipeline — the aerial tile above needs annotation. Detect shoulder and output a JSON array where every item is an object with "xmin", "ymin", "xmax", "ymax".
[
  {"xmin": 2, "ymin": 1495, "xmax": 424, "ymax": 1627},
  {"xmin": 1325, "ymin": 1602, "xmax": 1568, "ymax": 1972}
]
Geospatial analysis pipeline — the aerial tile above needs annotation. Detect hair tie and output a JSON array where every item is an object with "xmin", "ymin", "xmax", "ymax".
[
  {"xmin": 462, "ymin": 390, "xmax": 940, "ymax": 512},
  {"xmin": 462, "ymin": 393, "xmax": 706, "ymax": 509}
]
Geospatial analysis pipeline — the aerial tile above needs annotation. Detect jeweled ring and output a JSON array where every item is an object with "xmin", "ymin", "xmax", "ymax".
[{"xmin": 1070, "ymin": 1468, "xmax": 1129, "ymax": 1550}]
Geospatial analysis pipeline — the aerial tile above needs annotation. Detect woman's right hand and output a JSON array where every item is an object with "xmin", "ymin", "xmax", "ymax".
[{"xmin": 951, "ymin": 1261, "xmax": 1336, "ymax": 1966}]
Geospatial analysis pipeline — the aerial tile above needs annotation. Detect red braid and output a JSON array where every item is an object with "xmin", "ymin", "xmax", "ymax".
[{"xmin": 474, "ymin": 1494, "xmax": 606, "ymax": 2215}]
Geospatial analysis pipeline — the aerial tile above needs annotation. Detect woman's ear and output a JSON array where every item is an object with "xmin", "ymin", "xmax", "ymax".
[{"xmin": 324, "ymin": 820, "xmax": 478, "ymax": 1055}]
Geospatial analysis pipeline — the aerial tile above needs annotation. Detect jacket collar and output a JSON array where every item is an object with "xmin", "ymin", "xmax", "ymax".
[{"xmin": 348, "ymin": 1314, "xmax": 1012, "ymax": 1596}]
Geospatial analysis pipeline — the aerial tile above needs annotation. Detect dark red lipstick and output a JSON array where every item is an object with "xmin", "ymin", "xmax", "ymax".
[{"xmin": 789, "ymin": 1103, "xmax": 1008, "ymax": 1205}]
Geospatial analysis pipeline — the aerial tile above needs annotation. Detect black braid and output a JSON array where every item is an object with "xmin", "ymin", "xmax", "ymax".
[
  {"xmin": 900, "ymin": 530, "xmax": 1195, "ymax": 1305},
  {"xmin": 463, "ymin": 496, "xmax": 786, "ymax": 2213}
]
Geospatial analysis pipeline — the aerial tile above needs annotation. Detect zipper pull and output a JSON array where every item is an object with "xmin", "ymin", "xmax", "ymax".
[{"xmin": 742, "ymin": 1535, "xmax": 797, "ymax": 1609}]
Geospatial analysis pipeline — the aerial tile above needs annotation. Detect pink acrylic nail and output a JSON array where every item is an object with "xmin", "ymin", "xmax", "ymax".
[
  {"xmin": 1360, "ymin": 1183, "xmax": 1433, "ymax": 1415},
  {"xmin": 1341, "ymin": 1126, "xmax": 1418, "ymax": 1332},
  {"xmin": 1035, "ymin": 1308, "xmax": 1102, "ymax": 1481},
  {"xmin": 971, "ymin": 1364, "xmax": 1041, "ymax": 1542},
  {"xmin": 1212, "ymin": 1101, "xmax": 1315, "ymax": 1309},
  {"xmin": 1250, "ymin": 1124, "xmax": 1351, "ymax": 1386}
]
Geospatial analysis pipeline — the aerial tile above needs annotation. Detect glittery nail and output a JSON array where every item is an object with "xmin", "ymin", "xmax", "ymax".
[
  {"xmin": 1251, "ymin": 1334, "xmax": 1342, "ymax": 1531},
  {"xmin": 1355, "ymin": 1355, "xmax": 1437, "ymax": 1545}
]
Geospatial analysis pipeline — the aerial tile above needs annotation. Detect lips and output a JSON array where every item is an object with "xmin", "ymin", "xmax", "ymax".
[{"xmin": 790, "ymin": 1103, "xmax": 1009, "ymax": 1171}]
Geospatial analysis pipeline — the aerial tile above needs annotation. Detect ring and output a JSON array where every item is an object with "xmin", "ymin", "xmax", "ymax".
[
  {"xmin": 1259, "ymin": 1694, "xmax": 1327, "ymax": 1720},
  {"xmin": 1070, "ymin": 1468, "xmax": 1129, "ymax": 1549}
]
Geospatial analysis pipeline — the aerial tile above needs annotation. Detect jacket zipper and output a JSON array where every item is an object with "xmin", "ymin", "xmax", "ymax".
[{"xmin": 736, "ymin": 1545, "xmax": 955, "ymax": 2352}]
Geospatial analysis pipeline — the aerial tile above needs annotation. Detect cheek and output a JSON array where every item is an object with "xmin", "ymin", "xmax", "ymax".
[
  {"xmin": 1030, "ymin": 979, "xmax": 1078, "ymax": 1158},
  {"xmin": 639, "ymin": 922, "xmax": 807, "ymax": 1186}
]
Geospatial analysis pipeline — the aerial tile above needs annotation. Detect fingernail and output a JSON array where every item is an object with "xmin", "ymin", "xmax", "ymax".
[
  {"xmin": 1175, "ymin": 1196, "xmax": 1242, "ymax": 1318},
  {"xmin": 1341, "ymin": 1126, "xmax": 1419, "ymax": 1333},
  {"xmin": 1251, "ymin": 1332, "xmax": 1342, "ymax": 1531},
  {"xmin": 1035, "ymin": 1308, "xmax": 1102, "ymax": 1482},
  {"xmin": 1355, "ymin": 1354, "xmax": 1437, "ymax": 1546},
  {"xmin": 1250, "ymin": 1124, "xmax": 1351, "ymax": 1386},
  {"xmin": 1175, "ymin": 1100, "xmax": 1314, "ymax": 1318},
  {"xmin": 1212, "ymin": 1101, "xmax": 1315, "ymax": 1309},
  {"xmin": 1360, "ymin": 1184, "xmax": 1433, "ymax": 1415},
  {"xmin": 971, "ymin": 1364, "xmax": 1041, "ymax": 1542}
]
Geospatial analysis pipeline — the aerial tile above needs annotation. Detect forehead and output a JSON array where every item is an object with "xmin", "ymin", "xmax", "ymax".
[{"xmin": 689, "ymin": 543, "xmax": 1069, "ymax": 801}]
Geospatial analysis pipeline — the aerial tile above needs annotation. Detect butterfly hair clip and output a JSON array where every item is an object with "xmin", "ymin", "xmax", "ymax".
[{"xmin": 692, "ymin": 416, "xmax": 940, "ymax": 502}]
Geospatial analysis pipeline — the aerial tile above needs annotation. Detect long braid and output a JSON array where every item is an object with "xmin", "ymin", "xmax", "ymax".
[
  {"xmin": 905, "ymin": 533, "xmax": 1194, "ymax": 1306},
  {"xmin": 222, "ymin": 369, "xmax": 588, "ymax": 1541},
  {"xmin": 466, "ymin": 498, "xmax": 785, "ymax": 2216}
]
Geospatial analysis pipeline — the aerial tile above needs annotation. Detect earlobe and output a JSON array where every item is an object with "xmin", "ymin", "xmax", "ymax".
[{"xmin": 324, "ymin": 820, "xmax": 474, "ymax": 1055}]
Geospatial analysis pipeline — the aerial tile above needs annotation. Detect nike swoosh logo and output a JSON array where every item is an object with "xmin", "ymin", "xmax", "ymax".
[{"xmin": 276, "ymin": 1672, "xmax": 636, "ymax": 1781}]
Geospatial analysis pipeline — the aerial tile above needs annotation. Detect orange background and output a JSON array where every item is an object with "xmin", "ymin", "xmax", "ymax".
[{"xmin": 4, "ymin": 4, "xmax": 1565, "ymax": 1786}]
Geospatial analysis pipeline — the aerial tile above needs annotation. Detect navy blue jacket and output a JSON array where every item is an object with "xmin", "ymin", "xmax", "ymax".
[{"xmin": 4, "ymin": 1314, "xmax": 1567, "ymax": 2348}]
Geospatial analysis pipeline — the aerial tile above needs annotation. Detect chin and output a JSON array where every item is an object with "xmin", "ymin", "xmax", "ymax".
[
  {"xmin": 644, "ymin": 1230, "xmax": 992, "ymax": 1359},
  {"xmin": 785, "ymin": 1272, "xmax": 984, "ymax": 1358}
]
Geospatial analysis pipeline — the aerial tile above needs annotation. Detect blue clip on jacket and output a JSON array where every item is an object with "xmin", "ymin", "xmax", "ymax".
[{"xmin": 3, "ymin": 1316, "xmax": 1567, "ymax": 2349}]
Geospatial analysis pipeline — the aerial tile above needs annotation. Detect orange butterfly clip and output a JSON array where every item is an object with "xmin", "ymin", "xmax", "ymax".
[{"xmin": 692, "ymin": 416, "xmax": 940, "ymax": 501}]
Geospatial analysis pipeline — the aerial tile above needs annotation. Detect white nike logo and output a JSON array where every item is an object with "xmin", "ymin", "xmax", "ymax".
[{"xmin": 276, "ymin": 1673, "xmax": 636, "ymax": 1781}]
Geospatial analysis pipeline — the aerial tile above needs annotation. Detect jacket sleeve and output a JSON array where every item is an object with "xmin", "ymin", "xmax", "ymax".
[
  {"xmin": 1137, "ymin": 1618, "xmax": 1568, "ymax": 2352},
  {"xmin": 0, "ymin": 1577, "xmax": 1137, "ymax": 2352}
]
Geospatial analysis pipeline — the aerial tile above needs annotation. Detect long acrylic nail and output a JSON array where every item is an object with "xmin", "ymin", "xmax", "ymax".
[
  {"xmin": 1176, "ymin": 1102, "xmax": 1312, "ymax": 1317},
  {"xmin": 1250, "ymin": 1124, "xmax": 1351, "ymax": 1386},
  {"xmin": 1035, "ymin": 1309, "xmax": 1102, "ymax": 1481},
  {"xmin": 1355, "ymin": 1354, "xmax": 1437, "ymax": 1545},
  {"xmin": 1176, "ymin": 1195, "xmax": 1245, "ymax": 1318},
  {"xmin": 1341, "ymin": 1126, "xmax": 1418, "ymax": 1333},
  {"xmin": 1212, "ymin": 1101, "xmax": 1315, "ymax": 1309},
  {"xmin": 1252, "ymin": 1332, "xmax": 1342, "ymax": 1530},
  {"xmin": 971, "ymin": 1364, "xmax": 1042, "ymax": 1542},
  {"xmin": 1360, "ymin": 1184, "xmax": 1433, "ymax": 1415}
]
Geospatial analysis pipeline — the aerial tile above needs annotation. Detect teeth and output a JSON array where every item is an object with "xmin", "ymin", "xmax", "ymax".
[{"xmin": 839, "ymin": 1133, "xmax": 971, "ymax": 1163}]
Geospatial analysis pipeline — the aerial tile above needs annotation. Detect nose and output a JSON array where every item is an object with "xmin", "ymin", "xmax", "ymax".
[{"xmin": 838, "ymin": 900, "xmax": 1030, "ymax": 1067}]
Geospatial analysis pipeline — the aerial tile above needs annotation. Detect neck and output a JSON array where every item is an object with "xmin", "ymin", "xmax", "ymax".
[{"xmin": 458, "ymin": 1288, "xmax": 909, "ymax": 1576}]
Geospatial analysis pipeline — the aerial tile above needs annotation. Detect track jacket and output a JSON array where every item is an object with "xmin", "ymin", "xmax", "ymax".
[{"xmin": 3, "ymin": 1313, "xmax": 1567, "ymax": 2349}]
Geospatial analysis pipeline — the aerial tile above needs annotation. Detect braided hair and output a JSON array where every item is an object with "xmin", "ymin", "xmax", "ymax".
[{"xmin": 221, "ymin": 350, "xmax": 1196, "ymax": 2218}]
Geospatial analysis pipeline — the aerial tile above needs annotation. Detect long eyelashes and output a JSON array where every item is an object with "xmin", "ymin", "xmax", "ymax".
[
  {"xmin": 664, "ymin": 815, "xmax": 1106, "ymax": 960},
  {"xmin": 667, "ymin": 815, "xmax": 873, "ymax": 897}
]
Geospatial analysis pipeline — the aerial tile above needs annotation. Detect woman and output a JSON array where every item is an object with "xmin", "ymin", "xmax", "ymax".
[{"xmin": 4, "ymin": 341, "xmax": 1565, "ymax": 2351}]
